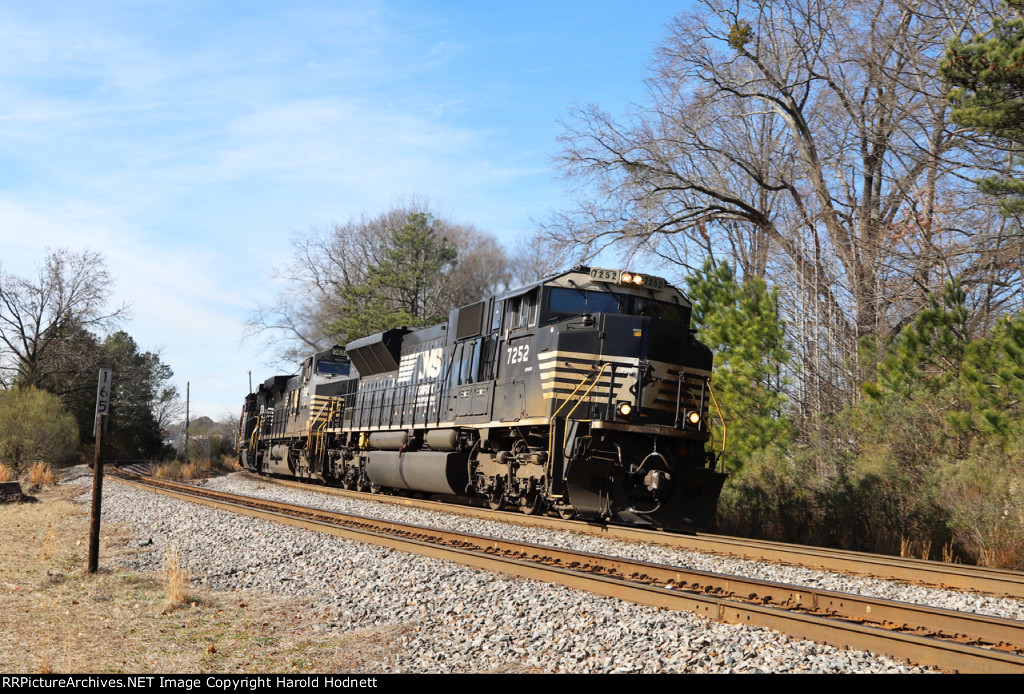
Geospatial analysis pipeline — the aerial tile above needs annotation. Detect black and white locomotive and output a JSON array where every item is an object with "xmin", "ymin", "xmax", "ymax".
[{"xmin": 239, "ymin": 266, "xmax": 727, "ymax": 530}]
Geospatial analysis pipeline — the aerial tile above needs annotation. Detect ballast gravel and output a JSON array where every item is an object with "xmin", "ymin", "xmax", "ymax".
[{"xmin": 75, "ymin": 468, "xmax": 980, "ymax": 673}]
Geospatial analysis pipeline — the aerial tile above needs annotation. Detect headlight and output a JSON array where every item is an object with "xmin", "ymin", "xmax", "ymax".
[
  {"xmin": 686, "ymin": 410, "xmax": 701, "ymax": 426},
  {"xmin": 617, "ymin": 402, "xmax": 633, "ymax": 417}
]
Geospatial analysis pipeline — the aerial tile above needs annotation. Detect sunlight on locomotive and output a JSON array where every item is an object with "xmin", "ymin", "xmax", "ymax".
[{"xmin": 238, "ymin": 266, "xmax": 728, "ymax": 531}]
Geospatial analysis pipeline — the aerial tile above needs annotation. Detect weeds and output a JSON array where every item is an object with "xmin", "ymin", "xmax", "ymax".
[
  {"xmin": 162, "ymin": 543, "xmax": 192, "ymax": 613},
  {"xmin": 153, "ymin": 461, "xmax": 203, "ymax": 482},
  {"xmin": 40, "ymin": 524, "xmax": 57, "ymax": 561},
  {"xmin": 28, "ymin": 462, "xmax": 54, "ymax": 487}
]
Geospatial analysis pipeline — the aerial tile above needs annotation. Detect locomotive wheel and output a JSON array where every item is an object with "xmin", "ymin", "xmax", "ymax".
[
  {"xmin": 556, "ymin": 505, "xmax": 577, "ymax": 520},
  {"xmin": 519, "ymin": 492, "xmax": 543, "ymax": 515},
  {"xmin": 487, "ymin": 491, "xmax": 504, "ymax": 511}
]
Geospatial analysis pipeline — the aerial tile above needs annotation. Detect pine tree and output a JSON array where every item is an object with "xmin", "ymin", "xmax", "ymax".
[
  {"xmin": 327, "ymin": 212, "xmax": 459, "ymax": 341},
  {"xmin": 961, "ymin": 313, "xmax": 1024, "ymax": 439},
  {"xmin": 868, "ymin": 282, "xmax": 971, "ymax": 400},
  {"xmin": 686, "ymin": 259, "xmax": 790, "ymax": 471},
  {"xmin": 941, "ymin": 0, "xmax": 1024, "ymax": 215},
  {"xmin": 369, "ymin": 212, "xmax": 458, "ymax": 326},
  {"xmin": 865, "ymin": 281, "xmax": 1024, "ymax": 450}
]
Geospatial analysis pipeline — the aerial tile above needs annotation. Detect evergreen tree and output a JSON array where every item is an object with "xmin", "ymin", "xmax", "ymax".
[
  {"xmin": 868, "ymin": 282, "xmax": 971, "ymax": 401},
  {"xmin": 960, "ymin": 313, "xmax": 1024, "ymax": 439},
  {"xmin": 942, "ymin": 0, "xmax": 1024, "ymax": 215},
  {"xmin": 101, "ymin": 331, "xmax": 176, "ymax": 459},
  {"xmin": 865, "ymin": 281, "xmax": 1024, "ymax": 450},
  {"xmin": 686, "ymin": 259, "xmax": 790, "ymax": 471},
  {"xmin": 34, "ymin": 326, "xmax": 176, "ymax": 456},
  {"xmin": 328, "ymin": 212, "xmax": 458, "ymax": 341},
  {"xmin": 373, "ymin": 212, "xmax": 458, "ymax": 325}
]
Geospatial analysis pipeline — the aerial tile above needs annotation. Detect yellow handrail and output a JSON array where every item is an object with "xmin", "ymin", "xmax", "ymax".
[
  {"xmin": 307, "ymin": 401, "xmax": 331, "ymax": 455},
  {"xmin": 316, "ymin": 400, "xmax": 337, "ymax": 458},
  {"xmin": 547, "ymin": 363, "xmax": 610, "ymax": 463},
  {"xmin": 562, "ymin": 364, "xmax": 610, "ymax": 452},
  {"xmin": 249, "ymin": 415, "xmax": 262, "ymax": 451},
  {"xmin": 705, "ymin": 378, "xmax": 727, "ymax": 453}
]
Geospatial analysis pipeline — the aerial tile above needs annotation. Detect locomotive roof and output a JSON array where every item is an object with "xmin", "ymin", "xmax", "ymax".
[{"xmin": 498, "ymin": 265, "xmax": 691, "ymax": 307}]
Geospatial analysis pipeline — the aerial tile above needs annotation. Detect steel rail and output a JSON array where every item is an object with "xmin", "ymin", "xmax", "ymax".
[
  {"xmin": 243, "ymin": 471, "xmax": 1024, "ymax": 600},
  {"xmin": 110, "ymin": 473, "xmax": 1024, "ymax": 673}
]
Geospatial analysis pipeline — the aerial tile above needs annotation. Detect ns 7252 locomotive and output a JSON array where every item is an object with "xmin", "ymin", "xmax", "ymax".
[{"xmin": 239, "ymin": 266, "xmax": 727, "ymax": 530}]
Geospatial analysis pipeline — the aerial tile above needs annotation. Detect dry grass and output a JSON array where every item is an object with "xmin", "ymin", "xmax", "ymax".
[
  {"xmin": 0, "ymin": 463, "xmax": 11, "ymax": 482},
  {"xmin": 899, "ymin": 536, "xmax": 934, "ymax": 561},
  {"xmin": 162, "ymin": 543, "xmax": 192, "ymax": 613},
  {"xmin": 0, "ymin": 482, "xmax": 405, "ymax": 673},
  {"xmin": 152, "ymin": 461, "xmax": 204, "ymax": 482},
  {"xmin": 28, "ymin": 462, "xmax": 54, "ymax": 487},
  {"xmin": 40, "ymin": 524, "xmax": 57, "ymax": 561}
]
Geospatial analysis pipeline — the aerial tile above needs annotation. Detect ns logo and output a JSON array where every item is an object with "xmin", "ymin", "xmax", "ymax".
[{"xmin": 397, "ymin": 347, "xmax": 444, "ymax": 384}]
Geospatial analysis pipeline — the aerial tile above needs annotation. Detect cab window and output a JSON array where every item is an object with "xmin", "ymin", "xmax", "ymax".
[
  {"xmin": 316, "ymin": 360, "xmax": 351, "ymax": 376},
  {"xmin": 505, "ymin": 289, "xmax": 539, "ymax": 330},
  {"xmin": 547, "ymin": 287, "xmax": 622, "ymax": 316}
]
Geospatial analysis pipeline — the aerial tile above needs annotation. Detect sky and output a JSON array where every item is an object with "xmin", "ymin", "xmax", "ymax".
[{"xmin": 0, "ymin": 0, "xmax": 693, "ymax": 420}]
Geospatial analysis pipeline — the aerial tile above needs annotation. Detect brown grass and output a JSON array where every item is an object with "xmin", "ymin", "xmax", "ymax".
[
  {"xmin": 0, "ymin": 482, "xmax": 406, "ymax": 673},
  {"xmin": 28, "ymin": 462, "xmax": 53, "ymax": 487},
  {"xmin": 152, "ymin": 461, "xmax": 203, "ymax": 482},
  {"xmin": 40, "ymin": 524, "xmax": 57, "ymax": 561},
  {"xmin": 179, "ymin": 462, "xmax": 198, "ymax": 481},
  {"xmin": 161, "ymin": 543, "xmax": 192, "ymax": 613},
  {"xmin": 0, "ymin": 463, "xmax": 11, "ymax": 482}
]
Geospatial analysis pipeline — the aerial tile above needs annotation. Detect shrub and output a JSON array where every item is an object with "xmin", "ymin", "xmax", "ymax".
[
  {"xmin": 0, "ymin": 387, "xmax": 79, "ymax": 473},
  {"xmin": 933, "ymin": 440, "xmax": 1024, "ymax": 569}
]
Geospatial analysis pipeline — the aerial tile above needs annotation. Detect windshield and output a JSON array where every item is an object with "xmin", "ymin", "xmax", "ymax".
[
  {"xmin": 548, "ymin": 287, "xmax": 623, "ymax": 314},
  {"xmin": 316, "ymin": 360, "xmax": 351, "ymax": 376},
  {"xmin": 547, "ymin": 287, "xmax": 688, "ymax": 325}
]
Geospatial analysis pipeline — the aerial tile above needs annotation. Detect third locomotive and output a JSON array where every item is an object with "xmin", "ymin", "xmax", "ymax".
[{"xmin": 239, "ymin": 266, "xmax": 727, "ymax": 530}]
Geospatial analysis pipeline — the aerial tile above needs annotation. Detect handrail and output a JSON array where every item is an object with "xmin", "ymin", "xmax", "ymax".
[
  {"xmin": 562, "ymin": 364, "xmax": 611, "ymax": 452},
  {"xmin": 706, "ymin": 378, "xmax": 727, "ymax": 453},
  {"xmin": 547, "ymin": 363, "xmax": 611, "ymax": 461},
  {"xmin": 249, "ymin": 415, "xmax": 262, "ymax": 451},
  {"xmin": 307, "ymin": 401, "xmax": 331, "ymax": 454},
  {"xmin": 314, "ymin": 400, "xmax": 336, "ymax": 459}
]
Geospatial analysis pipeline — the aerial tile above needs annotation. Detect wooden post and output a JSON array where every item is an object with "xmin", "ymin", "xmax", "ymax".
[
  {"xmin": 88, "ymin": 368, "xmax": 112, "ymax": 574},
  {"xmin": 88, "ymin": 414, "xmax": 104, "ymax": 574}
]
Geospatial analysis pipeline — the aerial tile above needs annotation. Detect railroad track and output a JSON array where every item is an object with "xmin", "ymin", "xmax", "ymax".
[
  {"xmin": 241, "ymin": 471, "xmax": 1024, "ymax": 600},
  {"xmin": 109, "ymin": 470, "xmax": 1024, "ymax": 673}
]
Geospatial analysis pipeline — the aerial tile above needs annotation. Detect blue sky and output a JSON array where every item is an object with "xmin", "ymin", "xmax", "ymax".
[{"xmin": 0, "ymin": 0, "xmax": 692, "ymax": 419}]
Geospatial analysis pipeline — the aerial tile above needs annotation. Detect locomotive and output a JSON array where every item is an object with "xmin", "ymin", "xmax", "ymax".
[{"xmin": 239, "ymin": 266, "xmax": 727, "ymax": 530}]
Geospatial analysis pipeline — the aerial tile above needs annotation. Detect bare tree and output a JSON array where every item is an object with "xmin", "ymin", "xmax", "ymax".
[
  {"xmin": 508, "ymin": 229, "xmax": 571, "ymax": 287},
  {"xmin": 0, "ymin": 248, "xmax": 127, "ymax": 388},
  {"xmin": 548, "ymin": 0, "xmax": 1022, "ymax": 416}
]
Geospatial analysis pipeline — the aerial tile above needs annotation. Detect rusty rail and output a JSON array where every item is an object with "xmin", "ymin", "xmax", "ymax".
[{"xmin": 109, "ymin": 472, "xmax": 1024, "ymax": 673}]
